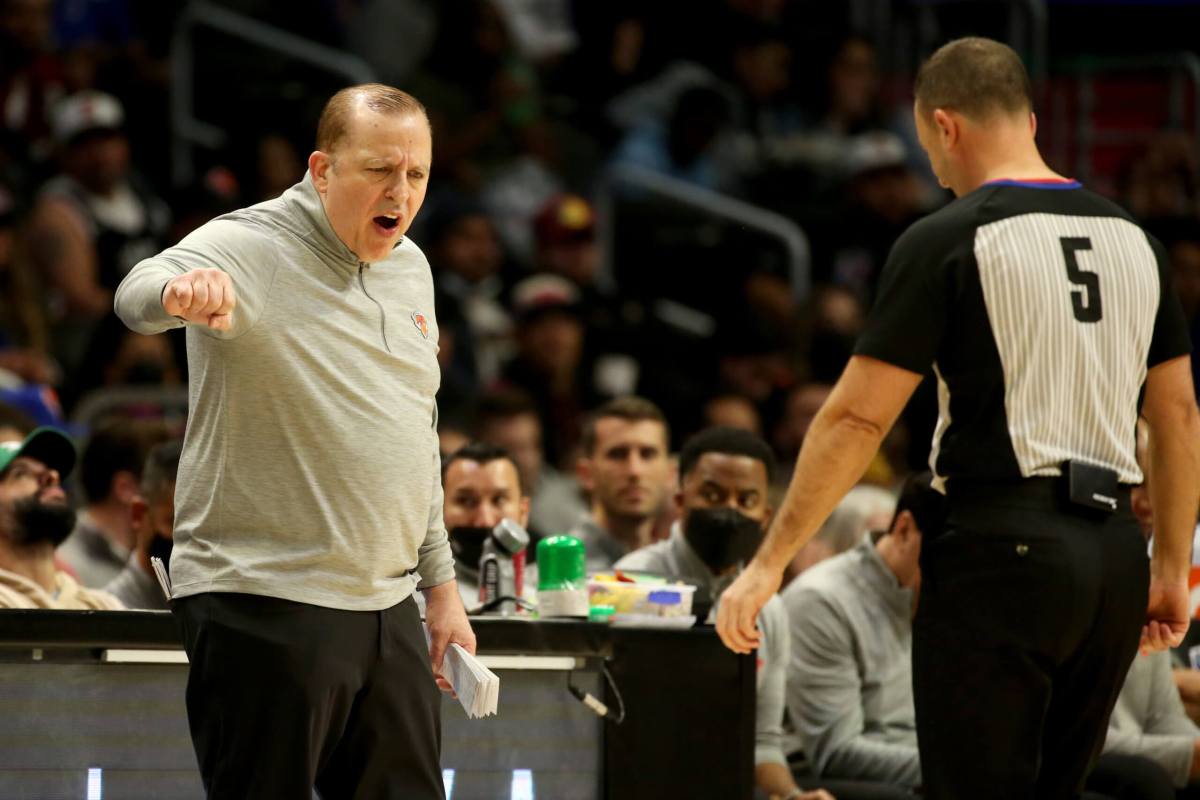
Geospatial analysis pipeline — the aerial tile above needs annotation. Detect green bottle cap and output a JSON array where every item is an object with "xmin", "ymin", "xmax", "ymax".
[
  {"xmin": 588, "ymin": 605, "xmax": 616, "ymax": 623},
  {"xmin": 537, "ymin": 535, "xmax": 587, "ymax": 590}
]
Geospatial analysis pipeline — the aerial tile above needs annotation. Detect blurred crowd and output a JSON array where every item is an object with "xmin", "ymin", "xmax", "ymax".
[
  {"xmin": 1, "ymin": 0, "xmax": 1197, "ymax": 480},
  {"xmin": 1, "ymin": 1, "xmax": 1200, "ymax": 797}
]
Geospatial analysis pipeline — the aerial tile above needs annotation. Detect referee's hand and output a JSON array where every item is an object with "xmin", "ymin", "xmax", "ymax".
[
  {"xmin": 1142, "ymin": 577, "xmax": 1189, "ymax": 654},
  {"xmin": 717, "ymin": 559, "xmax": 782, "ymax": 654}
]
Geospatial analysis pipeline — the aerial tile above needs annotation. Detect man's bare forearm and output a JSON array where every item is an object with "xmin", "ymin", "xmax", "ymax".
[
  {"xmin": 1149, "ymin": 414, "xmax": 1200, "ymax": 578},
  {"xmin": 758, "ymin": 407, "xmax": 888, "ymax": 572},
  {"xmin": 1145, "ymin": 357, "xmax": 1200, "ymax": 580}
]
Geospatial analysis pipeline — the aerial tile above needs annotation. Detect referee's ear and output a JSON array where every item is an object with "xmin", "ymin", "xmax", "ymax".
[{"xmin": 932, "ymin": 108, "xmax": 960, "ymax": 150}]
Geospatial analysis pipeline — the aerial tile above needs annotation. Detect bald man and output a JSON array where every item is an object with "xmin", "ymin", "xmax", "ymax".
[{"xmin": 115, "ymin": 84, "xmax": 472, "ymax": 799}]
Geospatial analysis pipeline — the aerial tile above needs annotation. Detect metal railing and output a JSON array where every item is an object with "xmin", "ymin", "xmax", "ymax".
[
  {"xmin": 69, "ymin": 386, "xmax": 190, "ymax": 431},
  {"xmin": 170, "ymin": 0, "xmax": 376, "ymax": 187},
  {"xmin": 1066, "ymin": 52, "xmax": 1200, "ymax": 185},
  {"xmin": 597, "ymin": 165, "xmax": 812, "ymax": 305},
  {"xmin": 860, "ymin": 0, "xmax": 1048, "ymax": 81}
]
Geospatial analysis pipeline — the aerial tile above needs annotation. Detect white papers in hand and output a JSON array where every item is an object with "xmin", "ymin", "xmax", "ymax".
[
  {"xmin": 149, "ymin": 556, "xmax": 172, "ymax": 600},
  {"xmin": 443, "ymin": 643, "xmax": 500, "ymax": 719}
]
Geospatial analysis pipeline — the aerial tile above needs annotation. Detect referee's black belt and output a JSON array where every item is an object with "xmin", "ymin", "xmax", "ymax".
[{"xmin": 945, "ymin": 473, "xmax": 1133, "ymax": 515}]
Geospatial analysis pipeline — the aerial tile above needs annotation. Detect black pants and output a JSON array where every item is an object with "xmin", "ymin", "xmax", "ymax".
[
  {"xmin": 1086, "ymin": 753, "xmax": 1176, "ymax": 800},
  {"xmin": 175, "ymin": 592, "xmax": 444, "ymax": 800},
  {"xmin": 913, "ymin": 481, "xmax": 1148, "ymax": 800}
]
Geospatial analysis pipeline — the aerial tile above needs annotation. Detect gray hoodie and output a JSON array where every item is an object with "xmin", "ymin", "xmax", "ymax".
[{"xmin": 114, "ymin": 175, "xmax": 454, "ymax": 610}]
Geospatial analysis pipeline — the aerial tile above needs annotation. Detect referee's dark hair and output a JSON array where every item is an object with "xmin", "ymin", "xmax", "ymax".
[
  {"xmin": 678, "ymin": 426, "xmax": 777, "ymax": 486},
  {"xmin": 914, "ymin": 37, "xmax": 1033, "ymax": 121},
  {"xmin": 442, "ymin": 441, "xmax": 523, "ymax": 495},
  {"xmin": 888, "ymin": 471, "xmax": 944, "ymax": 537}
]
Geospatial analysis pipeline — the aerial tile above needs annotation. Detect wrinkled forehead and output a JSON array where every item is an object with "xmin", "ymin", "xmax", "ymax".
[{"xmin": 339, "ymin": 109, "xmax": 431, "ymax": 165}]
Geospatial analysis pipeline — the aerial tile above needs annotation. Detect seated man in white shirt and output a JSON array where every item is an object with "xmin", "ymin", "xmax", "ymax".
[{"xmin": 0, "ymin": 427, "xmax": 122, "ymax": 609}]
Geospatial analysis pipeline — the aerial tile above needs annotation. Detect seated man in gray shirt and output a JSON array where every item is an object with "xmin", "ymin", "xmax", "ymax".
[
  {"xmin": 616, "ymin": 426, "xmax": 832, "ymax": 800},
  {"xmin": 106, "ymin": 439, "xmax": 181, "ymax": 610},
  {"xmin": 1100, "ymin": 417, "xmax": 1200, "ymax": 797},
  {"xmin": 570, "ymin": 396, "xmax": 674, "ymax": 571},
  {"xmin": 1104, "ymin": 650, "xmax": 1200, "ymax": 795},
  {"xmin": 783, "ymin": 473, "xmax": 940, "ymax": 793},
  {"xmin": 786, "ymin": 470, "xmax": 1179, "ymax": 800}
]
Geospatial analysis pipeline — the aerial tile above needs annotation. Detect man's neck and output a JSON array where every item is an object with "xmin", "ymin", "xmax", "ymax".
[
  {"xmin": 977, "ymin": 157, "xmax": 1063, "ymax": 188},
  {"xmin": 85, "ymin": 502, "xmax": 135, "ymax": 551},
  {"xmin": 959, "ymin": 121, "xmax": 1062, "ymax": 195},
  {"xmin": 0, "ymin": 542, "xmax": 58, "ymax": 593},
  {"xmin": 592, "ymin": 504, "xmax": 653, "ymax": 552}
]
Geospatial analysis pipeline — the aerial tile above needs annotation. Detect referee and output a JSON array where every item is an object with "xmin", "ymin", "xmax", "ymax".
[{"xmin": 718, "ymin": 37, "xmax": 1200, "ymax": 799}]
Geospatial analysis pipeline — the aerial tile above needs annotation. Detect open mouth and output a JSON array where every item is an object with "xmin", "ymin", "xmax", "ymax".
[{"xmin": 373, "ymin": 215, "xmax": 400, "ymax": 234}]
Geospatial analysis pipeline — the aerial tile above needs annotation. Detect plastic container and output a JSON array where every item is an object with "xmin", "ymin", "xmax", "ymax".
[
  {"xmin": 537, "ymin": 535, "xmax": 589, "ymax": 618},
  {"xmin": 588, "ymin": 604, "xmax": 616, "ymax": 624},
  {"xmin": 586, "ymin": 578, "xmax": 697, "ymax": 618},
  {"xmin": 537, "ymin": 535, "xmax": 586, "ymax": 590}
]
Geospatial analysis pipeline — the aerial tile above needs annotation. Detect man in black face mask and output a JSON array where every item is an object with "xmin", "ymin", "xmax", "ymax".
[
  {"xmin": 615, "ymin": 427, "xmax": 833, "ymax": 800},
  {"xmin": 0, "ymin": 426, "xmax": 123, "ymax": 609},
  {"xmin": 441, "ymin": 442, "xmax": 531, "ymax": 609},
  {"xmin": 106, "ymin": 439, "xmax": 182, "ymax": 609}
]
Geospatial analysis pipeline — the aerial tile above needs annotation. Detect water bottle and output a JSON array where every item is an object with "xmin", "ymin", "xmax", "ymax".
[
  {"xmin": 536, "ymin": 535, "xmax": 589, "ymax": 618},
  {"xmin": 479, "ymin": 518, "xmax": 530, "ymax": 614}
]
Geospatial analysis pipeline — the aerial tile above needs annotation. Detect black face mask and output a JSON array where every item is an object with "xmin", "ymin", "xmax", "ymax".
[
  {"xmin": 683, "ymin": 507, "xmax": 764, "ymax": 573},
  {"xmin": 448, "ymin": 526, "xmax": 492, "ymax": 571},
  {"xmin": 11, "ymin": 496, "xmax": 77, "ymax": 548},
  {"xmin": 148, "ymin": 532, "xmax": 173, "ymax": 573}
]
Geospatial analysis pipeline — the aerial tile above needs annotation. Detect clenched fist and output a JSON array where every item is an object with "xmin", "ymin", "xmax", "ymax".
[{"xmin": 162, "ymin": 268, "xmax": 236, "ymax": 331}]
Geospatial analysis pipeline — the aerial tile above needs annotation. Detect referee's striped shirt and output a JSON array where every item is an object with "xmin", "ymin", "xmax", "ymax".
[{"xmin": 854, "ymin": 178, "xmax": 1192, "ymax": 491}]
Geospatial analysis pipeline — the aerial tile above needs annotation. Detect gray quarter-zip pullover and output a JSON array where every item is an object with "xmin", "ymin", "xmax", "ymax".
[{"xmin": 114, "ymin": 174, "xmax": 454, "ymax": 610}]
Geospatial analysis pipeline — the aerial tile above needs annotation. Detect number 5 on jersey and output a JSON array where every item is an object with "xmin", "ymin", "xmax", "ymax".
[{"xmin": 1061, "ymin": 237, "xmax": 1102, "ymax": 323}]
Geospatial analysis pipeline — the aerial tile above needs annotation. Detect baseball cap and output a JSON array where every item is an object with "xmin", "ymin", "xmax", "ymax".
[
  {"xmin": 846, "ymin": 131, "xmax": 908, "ymax": 177},
  {"xmin": 52, "ymin": 91, "xmax": 125, "ymax": 146},
  {"xmin": 0, "ymin": 426, "xmax": 77, "ymax": 479},
  {"xmin": 511, "ymin": 273, "xmax": 582, "ymax": 322},
  {"xmin": 0, "ymin": 385, "xmax": 68, "ymax": 430},
  {"xmin": 533, "ymin": 194, "xmax": 595, "ymax": 246}
]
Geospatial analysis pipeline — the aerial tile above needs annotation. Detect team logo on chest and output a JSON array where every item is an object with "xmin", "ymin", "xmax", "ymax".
[{"xmin": 411, "ymin": 310, "xmax": 429, "ymax": 339}]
